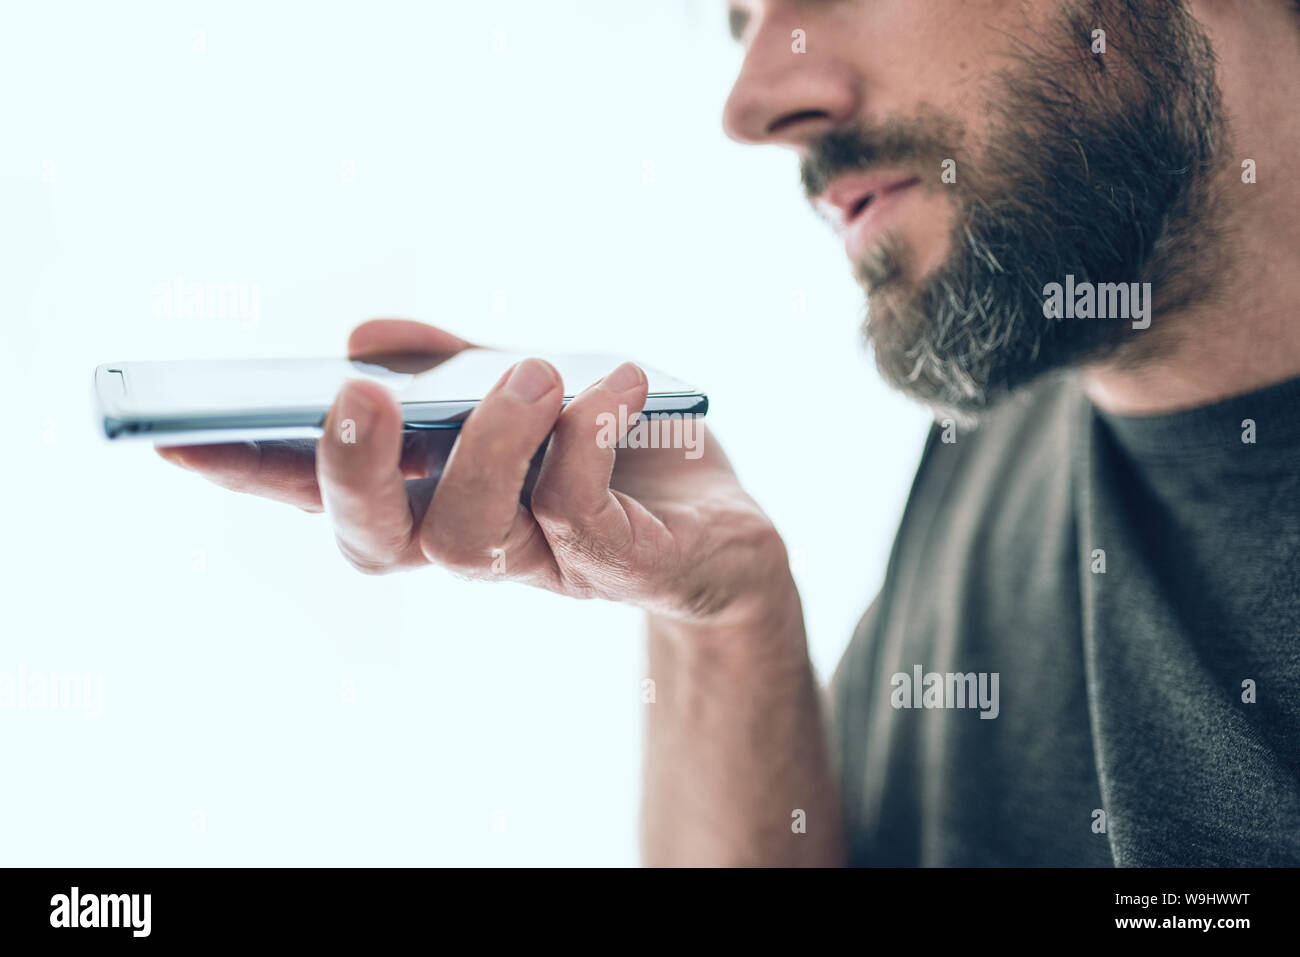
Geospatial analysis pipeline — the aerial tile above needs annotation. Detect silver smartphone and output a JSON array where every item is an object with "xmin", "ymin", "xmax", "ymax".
[{"xmin": 93, "ymin": 350, "xmax": 708, "ymax": 445}]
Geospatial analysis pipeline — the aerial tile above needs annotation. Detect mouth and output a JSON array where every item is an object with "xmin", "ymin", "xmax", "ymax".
[{"xmin": 818, "ymin": 174, "xmax": 924, "ymax": 262}]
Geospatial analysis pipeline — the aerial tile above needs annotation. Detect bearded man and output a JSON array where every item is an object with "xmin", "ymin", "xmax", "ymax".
[{"xmin": 160, "ymin": 1, "xmax": 1300, "ymax": 866}]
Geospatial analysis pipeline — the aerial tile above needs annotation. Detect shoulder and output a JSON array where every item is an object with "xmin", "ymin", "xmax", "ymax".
[
  {"xmin": 890, "ymin": 374, "xmax": 1089, "ymax": 575},
  {"xmin": 831, "ymin": 372, "xmax": 1086, "ymax": 690},
  {"xmin": 917, "ymin": 372, "xmax": 1087, "ymax": 511}
]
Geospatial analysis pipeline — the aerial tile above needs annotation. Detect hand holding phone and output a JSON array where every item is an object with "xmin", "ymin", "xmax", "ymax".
[{"xmin": 150, "ymin": 319, "xmax": 794, "ymax": 630}]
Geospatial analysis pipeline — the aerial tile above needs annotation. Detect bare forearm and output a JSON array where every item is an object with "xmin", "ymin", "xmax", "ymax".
[{"xmin": 639, "ymin": 588, "xmax": 845, "ymax": 867}]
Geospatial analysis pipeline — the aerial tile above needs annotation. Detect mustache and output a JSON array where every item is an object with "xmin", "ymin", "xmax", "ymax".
[{"xmin": 800, "ymin": 115, "xmax": 962, "ymax": 199}]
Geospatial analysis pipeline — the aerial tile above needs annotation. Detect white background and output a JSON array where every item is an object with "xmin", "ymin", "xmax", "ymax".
[{"xmin": 0, "ymin": 0, "xmax": 927, "ymax": 865}]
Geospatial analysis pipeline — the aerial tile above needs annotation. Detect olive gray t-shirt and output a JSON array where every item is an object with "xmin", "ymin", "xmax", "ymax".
[{"xmin": 829, "ymin": 372, "xmax": 1300, "ymax": 866}]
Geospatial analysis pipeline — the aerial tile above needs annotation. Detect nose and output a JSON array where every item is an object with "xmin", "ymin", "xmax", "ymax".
[{"xmin": 722, "ymin": 17, "xmax": 861, "ymax": 148}]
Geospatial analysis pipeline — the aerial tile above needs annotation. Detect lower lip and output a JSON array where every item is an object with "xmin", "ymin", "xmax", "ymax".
[{"xmin": 844, "ymin": 178, "xmax": 922, "ymax": 261}]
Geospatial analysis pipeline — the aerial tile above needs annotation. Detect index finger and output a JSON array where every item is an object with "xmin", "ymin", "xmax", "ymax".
[{"xmin": 156, "ymin": 440, "xmax": 323, "ymax": 512}]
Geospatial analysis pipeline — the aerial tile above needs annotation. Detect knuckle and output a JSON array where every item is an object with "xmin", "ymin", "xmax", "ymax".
[
  {"xmin": 535, "ymin": 512, "xmax": 628, "ymax": 597},
  {"xmin": 528, "ymin": 487, "xmax": 569, "ymax": 529},
  {"xmin": 336, "ymin": 530, "xmax": 414, "ymax": 576},
  {"xmin": 453, "ymin": 452, "xmax": 526, "ymax": 502},
  {"xmin": 337, "ymin": 542, "xmax": 394, "ymax": 576},
  {"xmin": 533, "ymin": 505, "xmax": 590, "ymax": 556},
  {"xmin": 420, "ymin": 530, "xmax": 483, "ymax": 574}
]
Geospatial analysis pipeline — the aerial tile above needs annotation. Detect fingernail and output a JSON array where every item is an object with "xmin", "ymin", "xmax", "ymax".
[
  {"xmin": 505, "ymin": 359, "xmax": 557, "ymax": 402},
  {"xmin": 599, "ymin": 362, "xmax": 642, "ymax": 393},
  {"xmin": 334, "ymin": 385, "xmax": 375, "ymax": 443}
]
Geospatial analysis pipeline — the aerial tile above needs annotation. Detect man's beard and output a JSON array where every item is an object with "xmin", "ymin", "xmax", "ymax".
[{"xmin": 801, "ymin": 0, "xmax": 1227, "ymax": 420}]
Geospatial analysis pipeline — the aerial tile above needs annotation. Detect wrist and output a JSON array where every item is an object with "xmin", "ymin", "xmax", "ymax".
[{"xmin": 647, "ymin": 572, "xmax": 808, "ymax": 674}]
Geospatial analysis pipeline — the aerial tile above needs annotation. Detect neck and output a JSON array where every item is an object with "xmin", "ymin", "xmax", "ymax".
[{"xmin": 1082, "ymin": 3, "xmax": 1300, "ymax": 417}]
